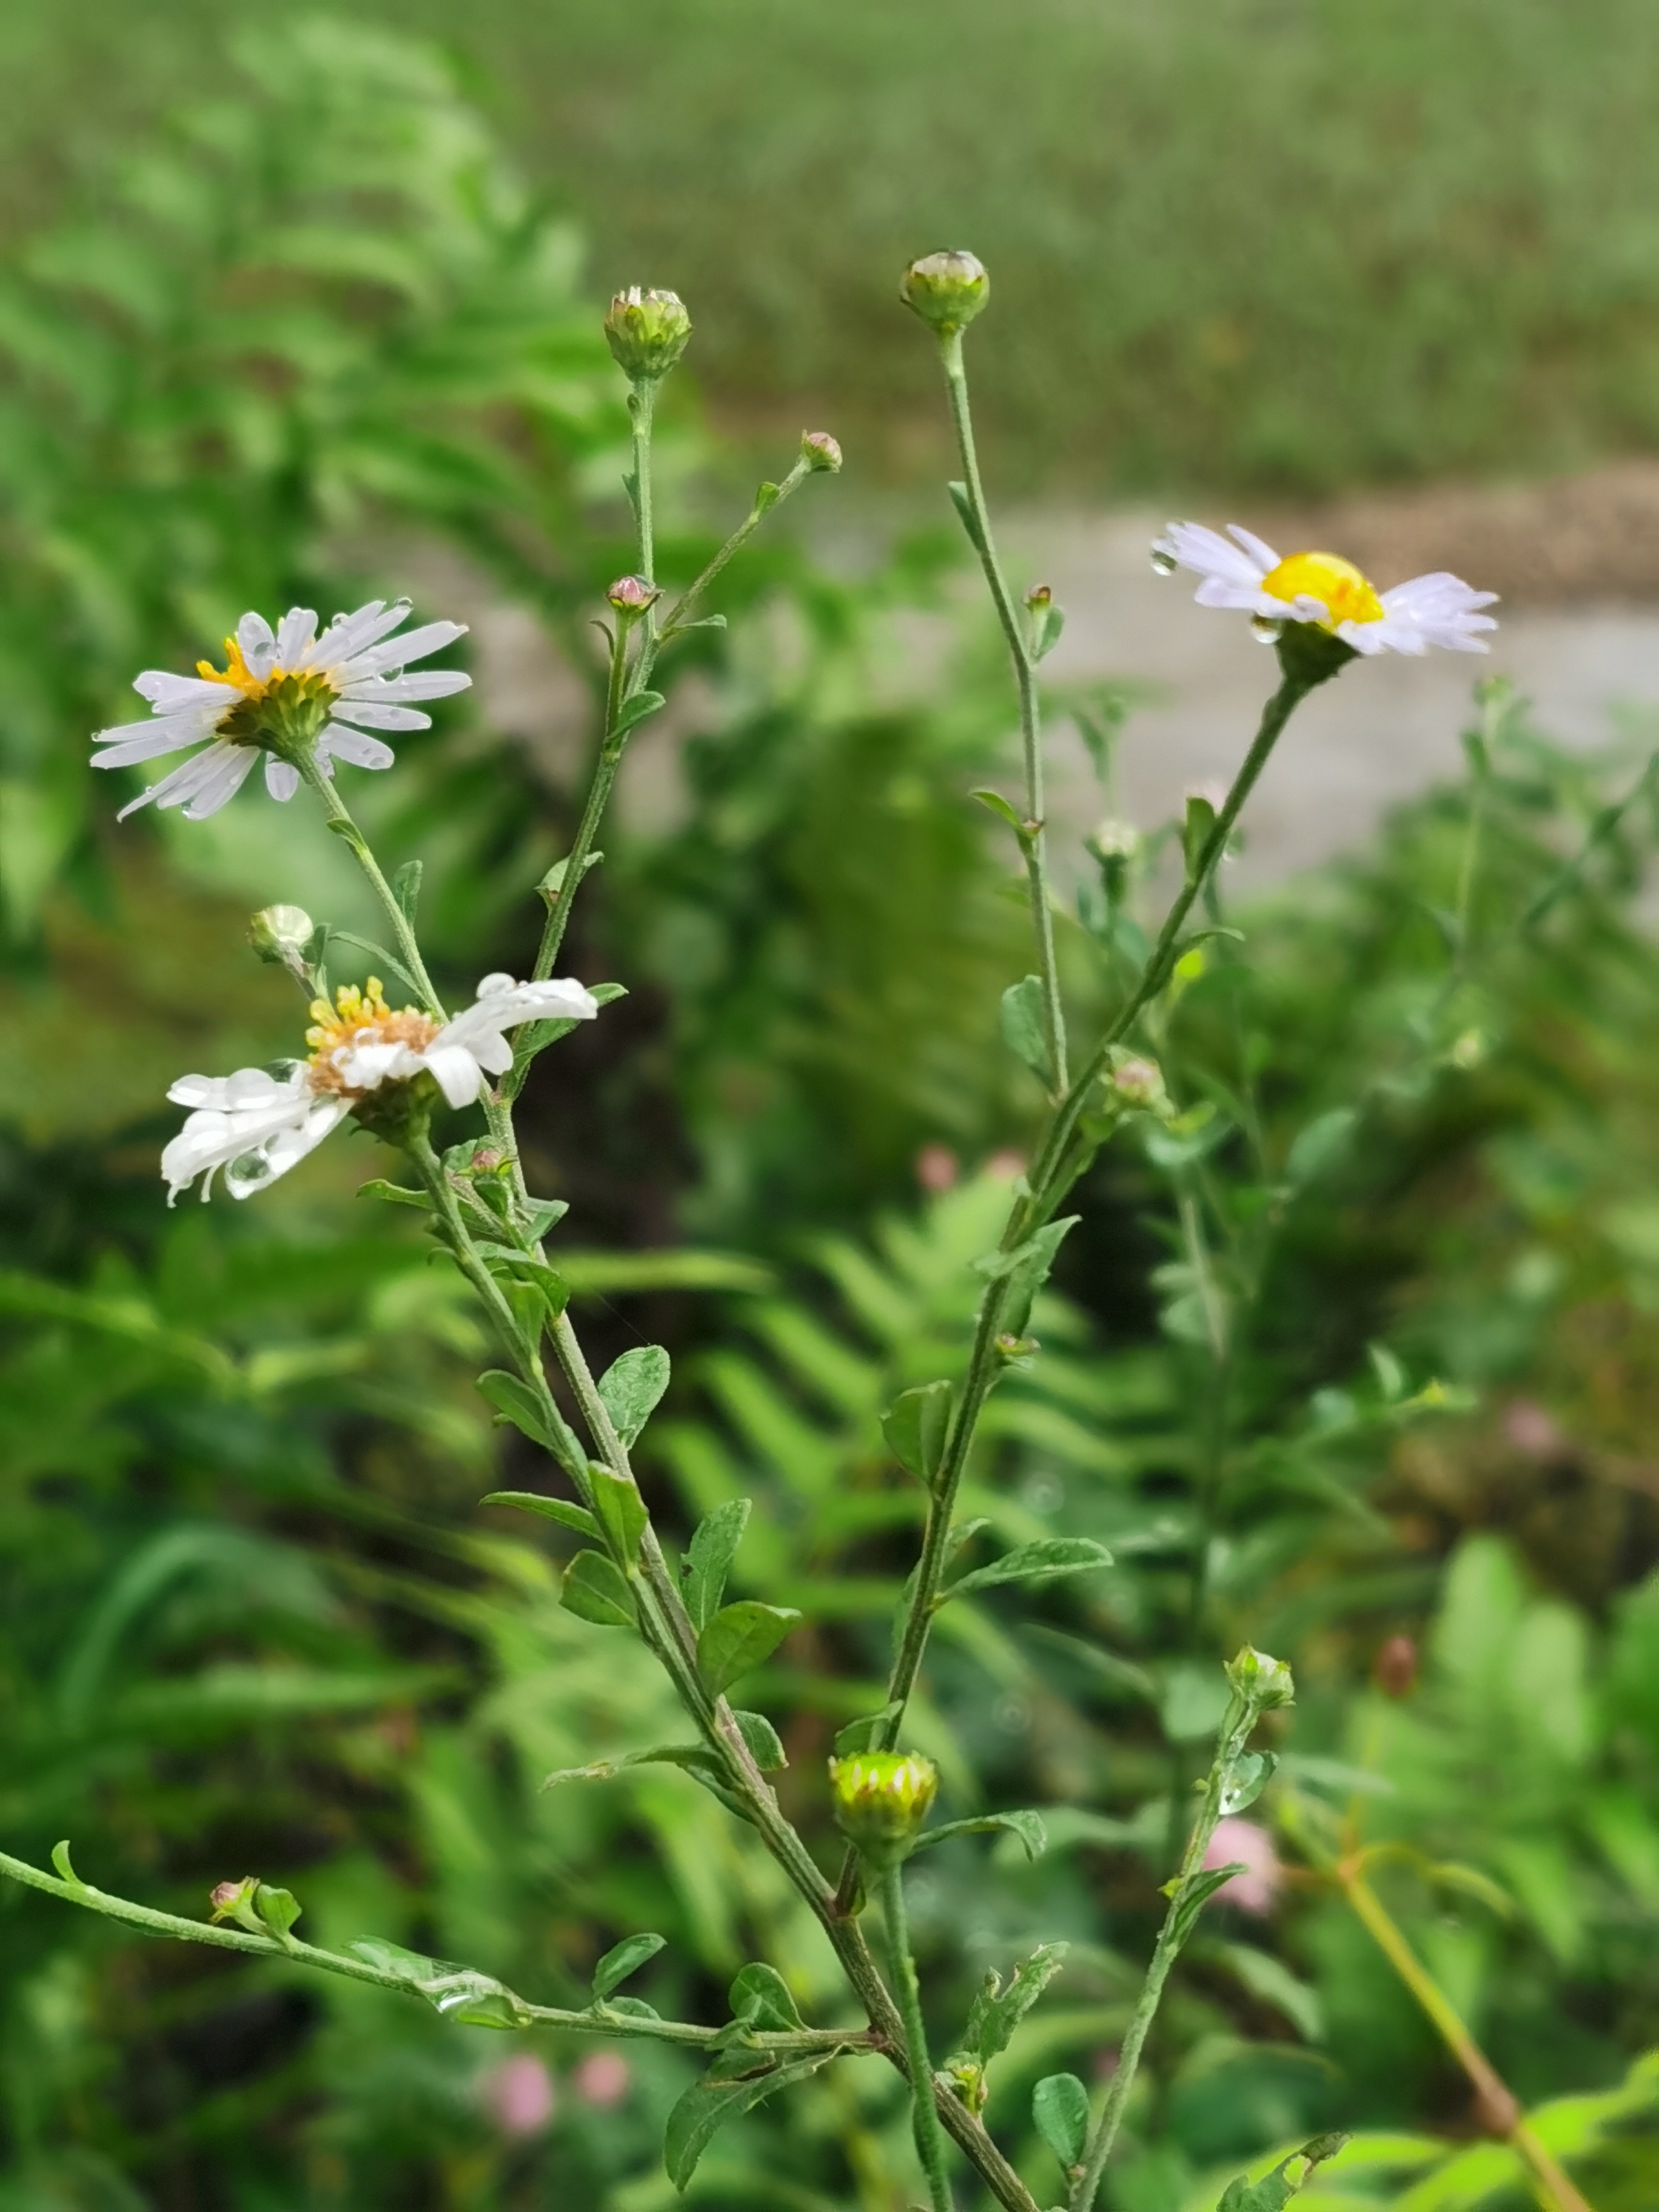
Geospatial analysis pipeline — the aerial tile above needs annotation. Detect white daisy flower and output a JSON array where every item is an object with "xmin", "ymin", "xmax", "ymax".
[
  {"xmin": 92, "ymin": 599, "xmax": 472, "ymax": 822},
  {"xmin": 163, "ymin": 971, "xmax": 597, "ymax": 1202},
  {"xmin": 1152, "ymin": 525, "xmax": 1498, "ymax": 657}
]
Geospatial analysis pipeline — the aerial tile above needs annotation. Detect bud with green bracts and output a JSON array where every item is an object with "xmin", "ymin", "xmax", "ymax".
[
  {"xmin": 830, "ymin": 1749, "xmax": 939, "ymax": 1862},
  {"xmin": 604, "ymin": 286, "xmax": 692, "ymax": 382},
  {"xmin": 900, "ymin": 249, "xmax": 990, "ymax": 336},
  {"xmin": 1225, "ymin": 1644, "xmax": 1296, "ymax": 1711}
]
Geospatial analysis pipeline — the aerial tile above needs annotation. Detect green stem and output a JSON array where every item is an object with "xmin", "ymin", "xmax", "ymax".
[
  {"xmin": 940, "ymin": 329, "xmax": 1067, "ymax": 1094},
  {"xmin": 629, "ymin": 378, "xmax": 659, "ymax": 643},
  {"xmin": 297, "ymin": 752, "xmax": 446, "ymax": 1018},
  {"xmin": 654, "ymin": 457, "xmax": 811, "ymax": 656},
  {"xmin": 878, "ymin": 1860, "xmax": 955, "ymax": 2212}
]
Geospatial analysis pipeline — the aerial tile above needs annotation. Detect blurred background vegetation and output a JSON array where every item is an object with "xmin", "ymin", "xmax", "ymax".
[{"xmin": 2, "ymin": 8, "xmax": 1659, "ymax": 2210}]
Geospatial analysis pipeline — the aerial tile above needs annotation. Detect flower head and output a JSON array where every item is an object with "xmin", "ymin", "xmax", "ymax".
[
  {"xmin": 800, "ymin": 429, "xmax": 843, "ymax": 474},
  {"xmin": 606, "ymin": 575, "xmax": 660, "ymax": 616},
  {"xmin": 1153, "ymin": 523, "xmax": 1496, "ymax": 659},
  {"xmin": 603, "ymin": 287, "xmax": 692, "ymax": 381},
  {"xmin": 92, "ymin": 600, "xmax": 471, "ymax": 822},
  {"xmin": 900, "ymin": 250, "xmax": 989, "ymax": 335},
  {"xmin": 162, "ymin": 971, "xmax": 597, "ymax": 1202},
  {"xmin": 829, "ymin": 1749, "xmax": 939, "ymax": 1856}
]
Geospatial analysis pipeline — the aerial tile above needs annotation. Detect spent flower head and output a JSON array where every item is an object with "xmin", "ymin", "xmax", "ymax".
[
  {"xmin": 901, "ymin": 250, "xmax": 990, "ymax": 336},
  {"xmin": 604, "ymin": 286, "xmax": 692, "ymax": 381},
  {"xmin": 800, "ymin": 429, "xmax": 843, "ymax": 474},
  {"xmin": 92, "ymin": 600, "xmax": 471, "ymax": 822},
  {"xmin": 830, "ymin": 1749, "xmax": 938, "ymax": 1856},
  {"xmin": 1225, "ymin": 1644, "xmax": 1296, "ymax": 1711}
]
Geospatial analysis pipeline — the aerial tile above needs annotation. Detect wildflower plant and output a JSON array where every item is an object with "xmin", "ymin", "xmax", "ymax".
[{"xmin": 0, "ymin": 256, "xmax": 1543, "ymax": 2212}]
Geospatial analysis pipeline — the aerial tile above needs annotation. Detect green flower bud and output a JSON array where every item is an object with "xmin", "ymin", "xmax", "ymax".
[
  {"xmin": 604, "ymin": 286, "xmax": 692, "ymax": 381},
  {"xmin": 1109, "ymin": 1054, "xmax": 1164, "ymax": 1111},
  {"xmin": 248, "ymin": 903, "xmax": 315, "ymax": 989},
  {"xmin": 1225, "ymin": 1644, "xmax": 1296, "ymax": 1711},
  {"xmin": 900, "ymin": 250, "xmax": 989, "ymax": 336},
  {"xmin": 830, "ymin": 1749, "xmax": 938, "ymax": 1856},
  {"xmin": 800, "ymin": 429, "xmax": 843, "ymax": 474}
]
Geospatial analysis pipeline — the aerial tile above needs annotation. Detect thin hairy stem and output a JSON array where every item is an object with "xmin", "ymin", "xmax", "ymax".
[
  {"xmin": 295, "ymin": 753, "xmax": 446, "ymax": 1018},
  {"xmin": 939, "ymin": 328, "xmax": 1067, "ymax": 1094},
  {"xmin": 629, "ymin": 380, "xmax": 658, "ymax": 641},
  {"xmin": 879, "ymin": 1860, "xmax": 956, "ymax": 2212},
  {"xmin": 654, "ymin": 454, "xmax": 812, "ymax": 654}
]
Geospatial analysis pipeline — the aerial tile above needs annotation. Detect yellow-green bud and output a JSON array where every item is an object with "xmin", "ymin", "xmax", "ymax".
[
  {"xmin": 830, "ymin": 1749, "xmax": 938, "ymax": 1855},
  {"xmin": 1225, "ymin": 1644, "xmax": 1295, "ymax": 1711},
  {"xmin": 604, "ymin": 286, "xmax": 691, "ymax": 381},
  {"xmin": 801, "ymin": 429, "xmax": 843, "ymax": 474},
  {"xmin": 248, "ymin": 903, "xmax": 315, "ymax": 987},
  {"xmin": 900, "ymin": 250, "xmax": 989, "ymax": 335}
]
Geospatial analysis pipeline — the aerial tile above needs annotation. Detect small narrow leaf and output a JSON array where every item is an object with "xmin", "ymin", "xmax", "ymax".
[
  {"xmin": 728, "ymin": 1960, "xmax": 803, "ymax": 2033},
  {"xmin": 357, "ymin": 1178, "xmax": 434, "ymax": 1212},
  {"xmin": 880, "ymin": 1381, "xmax": 952, "ymax": 1486},
  {"xmin": 477, "ymin": 1369, "xmax": 560, "ymax": 1453},
  {"xmin": 910, "ymin": 1809, "xmax": 1047, "ymax": 1862},
  {"xmin": 942, "ymin": 1537, "xmax": 1112, "ymax": 1603},
  {"xmin": 50, "ymin": 1840, "xmax": 85, "ymax": 1889},
  {"xmin": 683, "ymin": 1498, "xmax": 751, "ymax": 1631},
  {"xmin": 697, "ymin": 1601, "xmax": 800, "ymax": 1694},
  {"xmin": 559, "ymin": 1550, "xmax": 637, "ymax": 1629},
  {"xmin": 543, "ymin": 1742, "xmax": 716, "ymax": 1789},
  {"xmin": 1033, "ymin": 2071, "xmax": 1089, "ymax": 2168},
  {"xmin": 391, "ymin": 859, "xmax": 422, "ymax": 925},
  {"xmin": 480, "ymin": 1491, "xmax": 597, "ymax": 1537},
  {"xmin": 589, "ymin": 1465, "xmax": 649, "ymax": 1567},
  {"xmin": 1285, "ymin": 1108, "xmax": 1356, "ymax": 1188},
  {"xmin": 255, "ymin": 1883, "xmax": 303, "ymax": 1945},
  {"xmin": 592, "ymin": 1931, "xmax": 666, "ymax": 2000},
  {"xmin": 1220, "ymin": 1750, "xmax": 1276, "ymax": 1816},
  {"xmin": 521, "ymin": 1198, "xmax": 569, "ymax": 1243},
  {"xmin": 1165, "ymin": 1862, "xmax": 1247, "ymax": 1944},
  {"xmin": 328, "ymin": 929, "xmax": 424, "ymax": 1004},
  {"xmin": 947, "ymin": 479, "xmax": 987, "ymax": 554},
  {"xmin": 663, "ymin": 2057, "xmax": 831, "ymax": 2190},
  {"xmin": 1182, "ymin": 793, "xmax": 1219, "ymax": 883},
  {"xmin": 537, "ymin": 850, "xmax": 604, "ymax": 910},
  {"xmin": 612, "ymin": 688, "xmax": 666, "ymax": 739},
  {"xmin": 730, "ymin": 1708, "xmax": 788, "ymax": 1771},
  {"xmin": 597, "ymin": 1344, "xmax": 671, "ymax": 1447},
  {"xmin": 1000, "ymin": 976, "xmax": 1053, "ymax": 1084},
  {"xmin": 971, "ymin": 787, "xmax": 1029, "ymax": 837}
]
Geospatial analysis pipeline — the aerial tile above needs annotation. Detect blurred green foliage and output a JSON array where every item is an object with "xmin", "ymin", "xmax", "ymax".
[{"xmin": 1, "ymin": 17, "xmax": 1658, "ymax": 2212}]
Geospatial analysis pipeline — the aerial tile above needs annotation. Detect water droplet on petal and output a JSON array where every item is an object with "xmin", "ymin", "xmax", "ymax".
[
  {"xmin": 1250, "ymin": 614, "xmax": 1284, "ymax": 645},
  {"xmin": 1150, "ymin": 545, "xmax": 1178, "ymax": 576}
]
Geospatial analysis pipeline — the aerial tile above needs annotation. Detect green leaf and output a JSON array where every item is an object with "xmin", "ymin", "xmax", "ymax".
[
  {"xmin": 418, "ymin": 1969, "xmax": 533, "ymax": 2029},
  {"xmin": 1030, "ymin": 599, "xmax": 1065, "ymax": 661},
  {"xmin": 1033, "ymin": 2072, "xmax": 1089, "ymax": 2168},
  {"xmin": 683, "ymin": 1498, "xmax": 751, "ymax": 1631},
  {"xmin": 946, "ymin": 479, "xmax": 987, "ymax": 554},
  {"xmin": 833, "ymin": 1703, "xmax": 900, "ymax": 1756},
  {"xmin": 974, "ymin": 1216, "xmax": 1079, "ymax": 1333},
  {"xmin": 391, "ymin": 858, "xmax": 422, "ymax": 925},
  {"xmin": 592, "ymin": 1931, "xmax": 666, "ymax": 1999},
  {"xmin": 559, "ymin": 1550, "xmax": 637, "ymax": 1629},
  {"xmin": 50, "ymin": 1840, "xmax": 85, "ymax": 1890},
  {"xmin": 254, "ymin": 1884, "xmax": 303, "ymax": 1945},
  {"xmin": 1182, "ymin": 793, "xmax": 1219, "ymax": 883},
  {"xmin": 1221, "ymin": 1749, "xmax": 1276, "ymax": 1815},
  {"xmin": 1166, "ymin": 1862, "xmax": 1246, "ymax": 1944},
  {"xmin": 476, "ymin": 1369, "xmax": 560, "ymax": 1453},
  {"xmin": 697, "ymin": 1600, "xmax": 800, "ymax": 1694},
  {"xmin": 880, "ymin": 1381, "xmax": 952, "ymax": 1486},
  {"xmin": 730, "ymin": 1708, "xmax": 788, "ymax": 1771},
  {"xmin": 521, "ymin": 1198, "xmax": 569, "ymax": 1243},
  {"xmin": 663, "ymin": 2056, "xmax": 831, "ymax": 2190},
  {"xmin": 597, "ymin": 1344, "xmax": 671, "ymax": 1447},
  {"xmin": 481, "ymin": 1490, "xmax": 598, "ymax": 1540},
  {"xmin": 612, "ymin": 688, "xmax": 666, "ymax": 739},
  {"xmin": 728, "ymin": 1961, "xmax": 803, "ymax": 2033},
  {"xmin": 1215, "ymin": 1942, "xmax": 1325, "ymax": 2042},
  {"xmin": 543, "ymin": 1742, "xmax": 716, "ymax": 1789},
  {"xmin": 954, "ymin": 1942, "xmax": 1068, "ymax": 2066},
  {"xmin": 589, "ymin": 1465, "xmax": 649, "ymax": 1567},
  {"xmin": 971, "ymin": 787, "xmax": 1029, "ymax": 837},
  {"xmin": 356, "ymin": 1178, "xmax": 434, "ymax": 1212},
  {"xmin": 1215, "ymin": 2134, "xmax": 1352, "ymax": 2211},
  {"xmin": 911, "ymin": 1809, "xmax": 1047, "ymax": 1862},
  {"xmin": 348, "ymin": 1937, "xmax": 451, "ymax": 1984},
  {"xmin": 537, "ymin": 849, "xmax": 605, "ymax": 910},
  {"xmin": 1285, "ymin": 1108, "xmax": 1356, "ymax": 1188},
  {"xmin": 942, "ymin": 1537, "xmax": 1111, "ymax": 1603},
  {"xmin": 1000, "ymin": 976, "xmax": 1052, "ymax": 1085}
]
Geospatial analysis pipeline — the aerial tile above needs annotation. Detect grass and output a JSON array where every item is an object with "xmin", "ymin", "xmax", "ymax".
[{"xmin": 5, "ymin": 0, "xmax": 1659, "ymax": 492}]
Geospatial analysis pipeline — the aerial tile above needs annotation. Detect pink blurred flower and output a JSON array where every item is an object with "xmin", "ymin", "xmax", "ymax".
[
  {"xmin": 480, "ymin": 2053, "xmax": 556, "ymax": 2137},
  {"xmin": 1201, "ymin": 1817, "xmax": 1282, "ymax": 1916},
  {"xmin": 1504, "ymin": 1399, "xmax": 1567, "ymax": 1460},
  {"xmin": 916, "ymin": 1143, "xmax": 959, "ymax": 1193},
  {"xmin": 985, "ymin": 1149, "xmax": 1025, "ymax": 1182},
  {"xmin": 574, "ymin": 2050, "xmax": 631, "ymax": 2109}
]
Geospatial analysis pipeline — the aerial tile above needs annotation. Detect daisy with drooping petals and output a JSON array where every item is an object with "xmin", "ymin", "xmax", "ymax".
[
  {"xmin": 1153, "ymin": 523, "xmax": 1497, "ymax": 657},
  {"xmin": 163, "ymin": 972, "xmax": 597, "ymax": 1202},
  {"xmin": 92, "ymin": 600, "xmax": 472, "ymax": 822}
]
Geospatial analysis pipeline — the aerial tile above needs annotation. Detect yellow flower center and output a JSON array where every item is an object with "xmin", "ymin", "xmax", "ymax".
[
  {"xmin": 304, "ymin": 978, "xmax": 440, "ymax": 1094},
  {"xmin": 197, "ymin": 638, "xmax": 338, "ymax": 747},
  {"xmin": 1259, "ymin": 551, "xmax": 1383, "ymax": 630}
]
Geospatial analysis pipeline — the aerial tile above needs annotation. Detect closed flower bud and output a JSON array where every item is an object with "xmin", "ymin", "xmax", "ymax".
[
  {"xmin": 900, "ymin": 250, "xmax": 990, "ymax": 335},
  {"xmin": 1225, "ymin": 1644, "xmax": 1296, "ymax": 1711},
  {"xmin": 830, "ymin": 1749, "xmax": 938, "ymax": 1857},
  {"xmin": 801, "ymin": 429, "xmax": 843, "ymax": 474},
  {"xmin": 604, "ymin": 286, "xmax": 692, "ymax": 381},
  {"xmin": 1024, "ymin": 583, "xmax": 1053, "ymax": 610},
  {"xmin": 1109, "ymin": 1053, "xmax": 1164, "ymax": 1110},
  {"xmin": 248, "ymin": 903, "xmax": 313, "ymax": 965},
  {"xmin": 606, "ymin": 574, "xmax": 660, "ymax": 615},
  {"xmin": 1373, "ymin": 1634, "xmax": 1419, "ymax": 1700}
]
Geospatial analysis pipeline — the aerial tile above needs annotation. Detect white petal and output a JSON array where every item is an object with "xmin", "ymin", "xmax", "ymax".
[
  {"xmin": 1193, "ymin": 577, "xmax": 1266, "ymax": 611},
  {"xmin": 337, "ymin": 670, "xmax": 471, "ymax": 704},
  {"xmin": 438, "ymin": 976, "xmax": 599, "ymax": 1053},
  {"xmin": 266, "ymin": 756, "xmax": 300, "ymax": 801},
  {"xmin": 93, "ymin": 709, "xmax": 223, "ymax": 765},
  {"xmin": 418, "ymin": 1042, "xmax": 487, "ymax": 1109},
  {"xmin": 319, "ymin": 723, "xmax": 396, "ymax": 771},
  {"xmin": 224, "ymin": 1099, "xmax": 350, "ymax": 1201},
  {"xmin": 1156, "ymin": 521, "xmax": 1274, "ymax": 593},
  {"xmin": 275, "ymin": 606, "xmax": 318, "ymax": 664},
  {"xmin": 1227, "ymin": 524, "xmax": 1282, "ymax": 571},
  {"xmin": 161, "ymin": 1081, "xmax": 320, "ymax": 1201},
  {"xmin": 331, "ymin": 1039, "xmax": 423, "ymax": 1091},
  {"xmin": 167, "ymin": 1066, "xmax": 304, "ymax": 1110},
  {"xmin": 181, "ymin": 743, "xmax": 259, "ymax": 820},
  {"xmin": 236, "ymin": 610, "xmax": 277, "ymax": 679},
  {"xmin": 330, "ymin": 620, "xmax": 468, "ymax": 685},
  {"xmin": 329, "ymin": 700, "xmax": 431, "ymax": 732},
  {"xmin": 301, "ymin": 598, "xmax": 404, "ymax": 669},
  {"xmin": 117, "ymin": 742, "xmax": 218, "ymax": 820},
  {"xmin": 133, "ymin": 671, "xmax": 236, "ymax": 709}
]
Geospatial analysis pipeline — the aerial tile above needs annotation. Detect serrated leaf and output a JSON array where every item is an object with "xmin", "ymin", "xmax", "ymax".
[
  {"xmin": 592, "ymin": 1931, "xmax": 666, "ymax": 1999},
  {"xmin": 942, "ymin": 1537, "xmax": 1111, "ymax": 1603},
  {"xmin": 880, "ymin": 1381, "xmax": 952, "ymax": 1486},
  {"xmin": 1033, "ymin": 2071, "xmax": 1089, "ymax": 2168},
  {"xmin": 697, "ymin": 1601, "xmax": 800, "ymax": 1694},
  {"xmin": 597, "ymin": 1344, "xmax": 671, "ymax": 1447},
  {"xmin": 957, "ymin": 1942, "xmax": 1069, "ymax": 2065},
  {"xmin": 911, "ymin": 1809, "xmax": 1047, "ymax": 1861},
  {"xmin": 481, "ymin": 1490, "xmax": 598, "ymax": 1539},
  {"xmin": 663, "ymin": 2056, "xmax": 831, "ymax": 2190},
  {"xmin": 1000, "ymin": 976, "xmax": 1052, "ymax": 1085},
  {"xmin": 683, "ymin": 1498, "xmax": 751, "ymax": 1631},
  {"xmin": 730, "ymin": 1708, "xmax": 787, "ymax": 1771},
  {"xmin": 589, "ymin": 1465, "xmax": 649, "ymax": 1567},
  {"xmin": 728, "ymin": 1961, "xmax": 803, "ymax": 2033},
  {"xmin": 560, "ymin": 1550, "xmax": 637, "ymax": 1629},
  {"xmin": 357, "ymin": 1178, "xmax": 434, "ymax": 1212},
  {"xmin": 476, "ymin": 1369, "xmax": 560, "ymax": 1452}
]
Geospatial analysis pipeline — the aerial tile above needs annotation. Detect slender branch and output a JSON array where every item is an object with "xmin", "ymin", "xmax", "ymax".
[
  {"xmin": 296, "ymin": 753, "xmax": 446, "ymax": 1019},
  {"xmin": 654, "ymin": 455, "xmax": 812, "ymax": 652},
  {"xmin": 628, "ymin": 378, "xmax": 659, "ymax": 650},
  {"xmin": 939, "ymin": 328, "xmax": 1067, "ymax": 1094},
  {"xmin": 878, "ymin": 1861, "xmax": 955, "ymax": 2212}
]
